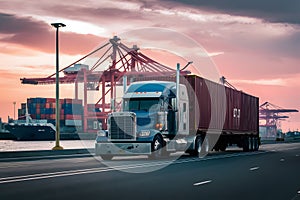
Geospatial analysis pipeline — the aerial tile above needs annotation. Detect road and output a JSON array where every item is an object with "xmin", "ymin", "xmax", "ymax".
[{"xmin": 0, "ymin": 142, "xmax": 300, "ymax": 200}]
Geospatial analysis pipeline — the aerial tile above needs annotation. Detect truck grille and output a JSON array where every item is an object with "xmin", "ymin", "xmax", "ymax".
[{"xmin": 109, "ymin": 113, "xmax": 136, "ymax": 140}]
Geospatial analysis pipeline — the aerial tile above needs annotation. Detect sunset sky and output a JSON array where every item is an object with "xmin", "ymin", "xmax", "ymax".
[{"xmin": 0, "ymin": 0, "xmax": 299, "ymax": 132}]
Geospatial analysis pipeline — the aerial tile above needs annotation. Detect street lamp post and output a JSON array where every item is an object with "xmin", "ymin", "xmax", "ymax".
[{"xmin": 51, "ymin": 23, "xmax": 66, "ymax": 150}]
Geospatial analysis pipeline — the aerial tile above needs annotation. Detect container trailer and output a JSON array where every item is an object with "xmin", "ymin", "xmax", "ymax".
[{"xmin": 95, "ymin": 66, "xmax": 259, "ymax": 160}]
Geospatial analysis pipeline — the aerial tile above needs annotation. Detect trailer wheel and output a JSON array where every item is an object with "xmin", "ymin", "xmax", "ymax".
[
  {"xmin": 196, "ymin": 136, "xmax": 209, "ymax": 158},
  {"xmin": 249, "ymin": 137, "xmax": 254, "ymax": 151},
  {"xmin": 253, "ymin": 137, "xmax": 259, "ymax": 151},
  {"xmin": 100, "ymin": 155, "xmax": 113, "ymax": 161},
  {"xmin": 243, "ymin": 136, "xmax": 249, "ymax": 152}
]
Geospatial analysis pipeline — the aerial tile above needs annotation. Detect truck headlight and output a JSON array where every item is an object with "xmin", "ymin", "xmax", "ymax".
[{"xmin": 138, "ymin": 130, "xmax": 151, "ymax": 137}]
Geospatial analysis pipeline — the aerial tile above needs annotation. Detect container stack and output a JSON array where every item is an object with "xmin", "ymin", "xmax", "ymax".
[
  {"xmin": 63, "ymin": 98, "xmax": 83, "ymax": 126},
  {"xmin": 18, "ymin": 97, "xmax": 83, "ymax": 127}
]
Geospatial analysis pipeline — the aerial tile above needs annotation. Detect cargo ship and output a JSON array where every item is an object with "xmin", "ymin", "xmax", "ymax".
[
  {"xmin": 5, "ymin": 105, "xmax": 56, "ymax": 141},
  {"xmin": 3, "ymin": 97, "xmax": 103, "ymax": 140},
  {"xmin": 5, "ymin": 122, "xmax": 56, "ymax": 141}
]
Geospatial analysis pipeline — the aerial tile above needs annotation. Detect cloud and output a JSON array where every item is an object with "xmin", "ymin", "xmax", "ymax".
[
  {"xmin": 0, "ymin": 13, "xmax": 105, "ymax": 55},
  {"xmin": 164, "ymin": 0, "xmax": 300, "ymax": 25},
  {"xmin": 231, "ymin": 78, "xmax": 287, "ymax": 86}
]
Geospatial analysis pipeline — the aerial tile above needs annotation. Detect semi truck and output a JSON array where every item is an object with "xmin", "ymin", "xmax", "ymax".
[{"xmin": 95, "ymin": 66, "xmax": 259, "ymax": 160}]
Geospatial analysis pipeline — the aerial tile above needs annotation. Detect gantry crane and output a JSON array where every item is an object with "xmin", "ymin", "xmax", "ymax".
[
  {"xmin": 21, "ymin": 36, "xmax": 190, "ymax": 132},
  {"xmin": 259, "ymin": 102, "xmax": 298, "ymax": 138}
]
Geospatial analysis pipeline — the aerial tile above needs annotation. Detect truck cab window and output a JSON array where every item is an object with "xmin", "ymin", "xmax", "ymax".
[{"xmin": 124, "ymin": 98, "xmax": 159, "ymax": 112}]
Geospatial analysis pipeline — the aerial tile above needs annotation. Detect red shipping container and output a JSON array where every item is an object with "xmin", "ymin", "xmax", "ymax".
[
  {"xmin": 65, "ymin": 114, "xmax": 73, "ymax": 120},
  {"xmin": 46, "ymin": 98, "xmax": 55, "ymax": 103},
  {"xmin": 65, "ymin": 114, "xmax": 82, "ymax": 120},
  {"xmin": 134, "ymin": 75, "xmax": 259, "ymax": 136},
  {"xmin": 64, "ymin": 98, "xmax": 73, "ymax": 104},
  {"xmin": 50, "ymin": 114, "xmax": 56, "ymax": 119}
]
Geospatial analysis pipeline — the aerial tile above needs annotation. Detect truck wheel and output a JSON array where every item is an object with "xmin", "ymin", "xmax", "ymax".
[
  {"xmin": 249, "ymin": 137, "xmax": 254, "ymax": 151},
  {"xmin": 253, "ymin": 137, "xmax": 259, "ymax": 151},
  {"xmin": 100, "ymin": 155, "xmax": 113, "ymax": 161},
  {"xmin": 243, "ymin": 136, "xmax": 249, "ymax": 152},
  {"xmin": 196, "ymin": 136, "xmax": 209, "ymax": 158},
  {"xmin": 150, "ymin": 135, "xmax": 163, "ymax": 159},
  {"xmin": 220, "ymin": 143, "xmax": 227, "ymax": 152}
]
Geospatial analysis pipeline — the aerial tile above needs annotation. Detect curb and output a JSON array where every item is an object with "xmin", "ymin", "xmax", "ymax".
[{"xmin": 0, "ymin": 148, "xmax": 95, "ymax": 161}]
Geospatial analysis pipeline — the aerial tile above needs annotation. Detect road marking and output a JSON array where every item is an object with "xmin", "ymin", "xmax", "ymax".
[
  {"xmin": 249, "ymin": 166, "xmax": 260, "ymax": 171},
  {"xmin": 280, "ymin": 158, "xmax": 285, "ymax": 162},
  {"xmin": 0, "ymin": 151, "xmax": 268, "ymax": 184},
  {"xmin": 298, "ymin": 190, "xmax": 300, "ymax": 194},
  {"xmin": 193, "ymin": 180, "xmax": 212, "ymax": 186},
  {"xmin": 296, "ymin": 155, "xmax": 299, "ymax": 157}
]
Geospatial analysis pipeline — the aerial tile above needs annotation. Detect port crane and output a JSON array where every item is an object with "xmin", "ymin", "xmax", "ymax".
[
  {"xmin": 259, "ymin": 102, "xmax": 298, "ymax": 138},
  {"xmin": 21, "ymin": 36, "xmax": 190, "ymax": 132}
]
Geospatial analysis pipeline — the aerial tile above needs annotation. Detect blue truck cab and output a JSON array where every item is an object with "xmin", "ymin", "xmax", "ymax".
[{"xmin": 95, "ymin": 80, "xmax": 190, "ymax": 160}]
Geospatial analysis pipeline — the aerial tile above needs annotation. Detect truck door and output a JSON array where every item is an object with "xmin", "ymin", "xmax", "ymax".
[{"xmin": 167, "ymin": 98, "xmax": 176, "ymax": 134}]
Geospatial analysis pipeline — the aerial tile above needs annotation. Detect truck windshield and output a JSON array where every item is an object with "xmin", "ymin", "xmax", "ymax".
[{"xmin": 124, "ymin": 98, "xmax": 160, "ymax": 112}]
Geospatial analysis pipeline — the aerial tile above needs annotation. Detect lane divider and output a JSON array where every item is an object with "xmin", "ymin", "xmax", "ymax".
[
  {"xmin": 249, "ymin": 166, "xmax": 260, "ymax": 171},
  {"xmin": 193, "ymin": 180, "xmax": 212, "ymax": 186}
]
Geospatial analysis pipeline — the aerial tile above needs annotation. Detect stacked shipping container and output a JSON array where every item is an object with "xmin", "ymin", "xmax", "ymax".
[
  {"xmin": 18, "ymin": 98, "xmax": 104, "ymax": 132},
  {"xmin": 18, "ymin": 97, "xmax": 83, "ymax": 127}
]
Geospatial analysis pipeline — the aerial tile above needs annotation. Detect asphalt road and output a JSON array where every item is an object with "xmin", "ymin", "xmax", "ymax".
[{"xmin": 0, "ymin": 143, "xmax": 300, "ymax": 200}]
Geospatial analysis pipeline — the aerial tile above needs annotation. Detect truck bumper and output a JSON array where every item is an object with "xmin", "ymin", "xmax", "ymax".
[{"xmin": 95, "ymin": 142, "xmax": 152, "ymax": 156}]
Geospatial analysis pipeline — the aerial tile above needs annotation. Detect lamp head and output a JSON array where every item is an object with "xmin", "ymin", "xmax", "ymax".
[{"xmin": 51, "ymin": 23, "xmax": 66, "ymax": 28}]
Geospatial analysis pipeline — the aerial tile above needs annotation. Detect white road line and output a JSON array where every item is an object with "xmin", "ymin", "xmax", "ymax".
[
  {"xmin": 193, "ymin": 180, "xmax": 212, "ymax": 186},
  {"xmin": 280, "ymin": 158, "xmax": 285, "ymax": 162},
  {"xmin": 296, "ymin": 155, "xmax": 299, "ymax": 157},
  {"xmin": 249, "ymin": 166, "xmax": 260, "ymax": 171},
  {"xmin": 0, "ymin": 151, "xmax": 268, "ymax": 184}
]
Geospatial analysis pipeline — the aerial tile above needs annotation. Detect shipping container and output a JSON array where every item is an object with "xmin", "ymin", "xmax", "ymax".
[{"xmin": 134, "ymin": 75, "xmax": 259, "ymax": 136}]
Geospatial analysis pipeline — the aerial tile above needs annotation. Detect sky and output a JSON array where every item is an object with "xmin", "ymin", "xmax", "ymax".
[{"xmin": 0, "ymin": 0, "xmax": 299, "ymax": 132}]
